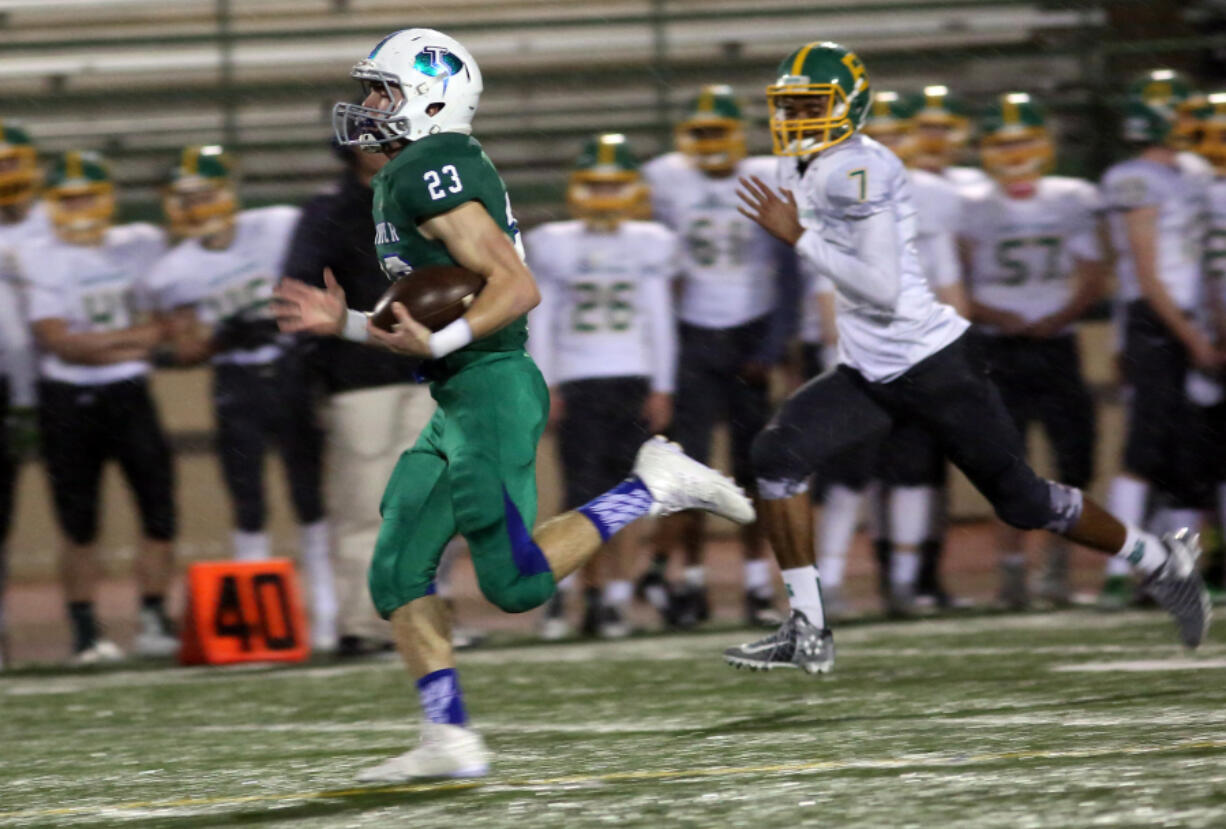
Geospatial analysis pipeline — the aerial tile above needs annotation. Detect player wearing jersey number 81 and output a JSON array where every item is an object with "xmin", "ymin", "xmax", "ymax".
[
  {"xmin": 272, "ymin": 28, "xmax": 754, "ymax": 783},
  {"xmin": 724, "ymin": 41, "xmax": 1209, "ymax": 675}
]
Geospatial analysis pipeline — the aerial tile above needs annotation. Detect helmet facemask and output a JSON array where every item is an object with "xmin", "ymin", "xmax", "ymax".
[
  {"xmin": 48, "ymin": 184, "xmax": 114, "ymax": 246},
  {"xmin": 981, "ymin": 130, "xmax": 1053, "ymax": 195},
  {"xmin": 164, "ymin": 179, "xmax": 238, "ymax": 241},
  {"xmin": 676, "ymin": 118, "xmax": 746, "ymax": 174},
  {"xmin": 567, "ymin": 170, "xmax": 648, "ymax": 226},
  {"xmin": 0, "ymin": 145, "xmax": 38, "ymax": 209},
  {"xmin": 768, "ymin": 82, "xmax": 856, "ymax": 157}
]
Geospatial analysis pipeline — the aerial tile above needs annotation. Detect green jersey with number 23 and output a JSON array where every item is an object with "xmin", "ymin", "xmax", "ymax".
[{"xmin": 371, "ymin": 132, "xmax": 527, "ymax": 354}]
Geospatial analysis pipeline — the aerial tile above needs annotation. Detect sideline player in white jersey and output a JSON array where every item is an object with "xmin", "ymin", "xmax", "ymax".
[
  {"xmin": 723, "ymin": 41, "xmax": 1210, "ymax": 673},
  {"xmin": 0, "ymin": 121, "xmax": 49, "ymax": 668},
  {"xmin": 147, "ymin": 146, "xmax": 336, "ymax": 649},
  {"xmin": 810, "ymin": 90, "xmax": 970, "ymax": 616},
  {"xmin": 1099, "ymin": 74, "xmax": 1222, "ymax": 608},
  {"xmin": 18, "ymin": 151, "xmax": 178, "ymax": 664},
  {"xmin": 962, "ymin": 92, "xmax": 1106, "ymax": 608},
  {"xmin": 641, "ymin": 85, "xmax": 793, "ymax": 628},
  {"xmin": 527, "ymin": 134, "xmax": 679, "ymax": 639}
]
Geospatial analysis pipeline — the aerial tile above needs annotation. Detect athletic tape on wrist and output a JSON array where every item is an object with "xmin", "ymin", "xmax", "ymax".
[
  {"xmin": 429, "ymin": 317, "xmax": 474, "ymax": 358},
  {"xmin": 341, "ymin": 309, "xmax": 370, "ymax": 343}
]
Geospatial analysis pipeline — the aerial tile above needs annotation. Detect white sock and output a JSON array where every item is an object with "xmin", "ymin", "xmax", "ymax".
[
  {"xmin": 299, "ymin": 520, "xmax": 337, "ymax": 627},
  {"xmin": 233, "ymin": 530, "xmax": 269, "ymax": 561},
  {"xmin": 1116, "ymin": 524, "xmax": 1168, "ymax": 576},
  {"xmin": 602, "ymin": 579, "xmax": 633, "ymax": 607},
  {"xmin": 743, "ymin": 559, "xmax": 772, "ymax": 596},
  {"xmin": 1106, "ymin": 477, "xmax": 1149, "ymax": 576},
  {"xmin": 781, "ymin": 565, "xmax": 825, "ymax": 628},
  {"xmin": 819, "ymin": 484, "xmax": 863, "ymax": 589},
  {"xmin": 890, "ymin": 550, "xmax": 919, "ymax": 589},
  {"xmin": 683, "ymin": 565, "xmax": 705, "ymax": 588},
  {"xmin": 890, "ymin": 486, "xmax": 933, "ymax": 547}
]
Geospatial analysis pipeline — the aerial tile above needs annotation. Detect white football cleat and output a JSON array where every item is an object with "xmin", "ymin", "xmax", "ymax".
[
  {"xmin": 633, "ymin": 437, "xmax": 755, "ymax": 524},
  {"xmin": 134, "ymin": 629, "xmax": 180, "ymax": 658},
  {"xmin": 70, "ymin": 639, "xmax": 125, "ymax": 666},
  {"xmin": 356, "ymin": 722, "xmax": 491, "ymax": 783}
]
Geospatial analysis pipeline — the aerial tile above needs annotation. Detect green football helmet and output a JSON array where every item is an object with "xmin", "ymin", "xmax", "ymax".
[
  {"xmin": 862, "ymin": 90, "xmax": 916, "ymax": 163},
  {"xmin": 767, "ymin": 41, "xmax": 870, "ymax": 157},
  {"xmin": 909, "ymin": 85, "xmax": 973, "ymax": 170},
  {"xmin": 675, "ymin": 84, "xmax": 747, "ymax": 173},
  {"xmin": 1196, "ymin": 92, "xmax": 1226, "ymax": 174},
  {"xmin": 1125, "ymin": 68, "xmax": 1199, "ymax": 148},
  {"xmin": 164, "ymin": 145, "xmax": 238, "ymax": 239},
  {"xmin": 0, "ymin": 121, "xmax": 39, "ymax": 208},
  {"xmin": 567, "ymin": 133, "xmax": 648, "ymax": 222},
  {"xmin": 978, "ymin": 92, "xmax": 1054, "ymax": 188},
  {"xmin": 45, "ymin": 150, "xmax": 114, "ymax": 244}
]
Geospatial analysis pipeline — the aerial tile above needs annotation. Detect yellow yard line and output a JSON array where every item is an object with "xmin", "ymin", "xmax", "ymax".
[{"xmin": 3, "ymin": 738, "xmax": 1226, "ymax": 821}]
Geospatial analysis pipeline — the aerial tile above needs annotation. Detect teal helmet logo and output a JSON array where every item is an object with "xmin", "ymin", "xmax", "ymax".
[
  {"xmin": 767, "ymin": 41, "xmax": 871, "ymax": 157},
  {"xmin": 414, "ymin": 47, "xmax": 463, "ymax": 79}
]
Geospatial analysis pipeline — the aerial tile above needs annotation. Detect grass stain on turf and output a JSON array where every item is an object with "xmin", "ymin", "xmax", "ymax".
[{"xmin": 1, "ymin": 611, "xmax": 1224, "ymax": 828}]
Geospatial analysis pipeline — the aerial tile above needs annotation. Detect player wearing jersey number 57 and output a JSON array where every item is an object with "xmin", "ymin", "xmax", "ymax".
[
  {"xmin": 724, "ymin": 41, "xmax": 1210, "ymax": 675},
  {"xmin": 962, "ymin": 93, "xmax": 1106, "ymax": 609},
  {"xmin": 272, "ymin": 28, "xmax": 753, "ymax": 783},
  {"xmin": 19, "ymin": 151, "xmax": 178, "ymax": 664},
  {"xmin": 527, "ymin": 133, "xmax": 679, "ymax": 639}
]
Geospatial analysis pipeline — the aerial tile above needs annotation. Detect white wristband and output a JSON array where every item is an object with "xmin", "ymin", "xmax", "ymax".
[
  {"xmin": 341, "ymin": 309, "xmax": 370, "ymax": 343},
  {"xmin": 428, "ymin": 317, "xmax": 473, "ymax": 358}
]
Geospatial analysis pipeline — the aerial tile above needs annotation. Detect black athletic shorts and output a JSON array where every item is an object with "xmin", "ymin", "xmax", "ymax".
[
  {"xmin": 38, "ymin": 376, "xmax": 175, "ymax": 544},
  {"xmin": 670, "ymin": 316, "xmax": 772, "ymax": 488},
  {"xmin": 1119, "ymin": 300, "xmax": 1209, "ymax": 506},
  {"xmin": 557, "ymin": 376, "xmax": 651, "ymax": 510},
  {"xmin": 0, "ymin": 376, "xmax": 13, "ymax": 545},
  {"xmin": 972, "ymin": 331, "xmax": 1095, "ymax": 489},
  {"xmin": 213, "ymin": 352, "xmax": 325, "ymax": 532}
]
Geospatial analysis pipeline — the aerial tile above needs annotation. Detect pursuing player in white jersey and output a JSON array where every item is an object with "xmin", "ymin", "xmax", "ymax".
[
  {"xmin": 909, "ymin": 84, "xmax": 993, "ymax": 197},
  {"xmin": 1098, "ymin": 73, "xmax": 1223, "ymax": 608},
  {"xmin": 640, "ymin": 85, "xmax": 793, "ymax": 628},
  {"xmin": 811, "ymin": 90, "xmax": 969, "ymax": 616},
  {"xmin": 527, "ymin": 133, "xmax": 679, "ymax": 639},
  {"xmin": 0, "ymin": 121, "xmax": 48, "ymax": 669},
  {"xmin": 147, "ymin": 145, "xmax": 337, "ymax": 649},
  {"xmin": 962, "ymin": 92, "xmax": 1107, "ymax": 608},
  {"xmin": 18, "ymin": 151, "xmax": 178, "ymax": 664},
  {"xmin": 724, "ymin": 41, "xmax": 1210, "ymax": 673}
]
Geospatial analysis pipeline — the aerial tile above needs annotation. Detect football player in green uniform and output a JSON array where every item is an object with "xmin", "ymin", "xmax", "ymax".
[{"xmin": 274, "ymin": 28, "xmax": 754, "ymax": 782}]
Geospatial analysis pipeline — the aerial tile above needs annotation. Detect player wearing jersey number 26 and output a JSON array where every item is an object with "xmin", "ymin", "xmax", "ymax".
[
  {"xmin": 723, "ymin": 40, "xmax": 1210, "ymax": 675},
  {"xmin": 272, "ymin": 28, "xmax": 754, "ymax": 782}
]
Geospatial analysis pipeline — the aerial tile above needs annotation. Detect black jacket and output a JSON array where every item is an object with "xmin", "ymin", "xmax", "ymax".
[{"xmin": 284, "ymin": 171, "xmax": 421, "ymax": 395}]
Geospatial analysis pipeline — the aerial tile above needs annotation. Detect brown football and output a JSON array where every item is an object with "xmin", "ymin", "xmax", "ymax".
[{"xmin": 369, "ymin": 265, "xmax": 486, "ymax": 333}]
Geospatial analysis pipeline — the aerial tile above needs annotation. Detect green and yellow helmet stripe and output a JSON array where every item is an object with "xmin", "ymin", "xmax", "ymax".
[{"xmin": 568, "ymin": 132, "xmax": 648, "ymax": 220}]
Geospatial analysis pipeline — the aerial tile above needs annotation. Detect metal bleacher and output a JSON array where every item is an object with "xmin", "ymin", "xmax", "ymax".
[{"xmin": 0, "ymin": 0, "xmax": 1184, "ymax": 223}]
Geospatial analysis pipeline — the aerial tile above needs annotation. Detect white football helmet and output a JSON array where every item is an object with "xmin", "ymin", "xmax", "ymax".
[{"xmin": 333, "ymin": 28, "xmax": 483, "ymax": 152}]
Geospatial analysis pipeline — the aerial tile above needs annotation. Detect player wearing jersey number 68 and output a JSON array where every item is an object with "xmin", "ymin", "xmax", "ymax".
[
  {"xmin": 272, "ymin": 28, "xmax": 753, "ymax": 783},
  {"xmin": 724, "ymin": 41, "xmax": 1210, "ymax": 675},
  {"xmin": 527, "ymin": 134, "xmax": 679, "ymax": 639}
]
